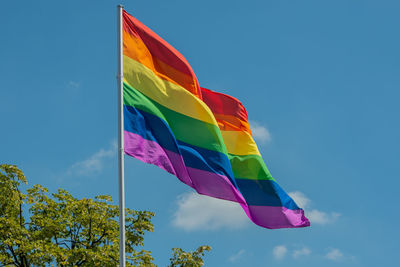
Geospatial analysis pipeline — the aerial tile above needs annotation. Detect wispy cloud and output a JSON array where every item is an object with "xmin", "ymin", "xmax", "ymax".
[
  {"xmin": 308, "ymin": 210, "xmax": 341, "ymax": 224},
  {"xmin": 289, "ymin": 191, "xmax": 341, "ymax": 225},
  {"xmin": 292, "ymin": 247, "xmax": 311, "ymax": 259},
  {"xmin": 249, "ymin": 121, "xmax": 271, "ymax": 144},
  {"xmin": 172, "ymin": 192, "xmax": 248, "ymax": 231},
  {"xmin": 273, "ymin": 245, "xmax": 287, "ymax": 260},
  {"xmin": 325, "ymin": 248, "xmax": 344, "ymax": 261},
  {"xmin": 68, "ymin": 141, "xmax": 116, "ymax": 176},
  {"xmin": 289, "ymin": 191, "xmax": 311, "ymax": 208},
  {"xmin": 272, "ymin": 244, "xmax": 350, "ymax": 262},
  {"xmin": 228, "ymin": 249, "xmax": 246, "ymax": 263},
  {"xmin": 67, "ymin": 81, "xmax": 80, "ymax": 89}
]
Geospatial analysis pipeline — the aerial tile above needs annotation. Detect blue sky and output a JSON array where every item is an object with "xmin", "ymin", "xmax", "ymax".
[{"xmin": 1, "ymin": 0, "xmax": 399, "ymax": 266}]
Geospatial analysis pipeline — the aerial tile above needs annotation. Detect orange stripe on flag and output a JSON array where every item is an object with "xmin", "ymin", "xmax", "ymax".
[
  {"xmin": 123, "ymin": 29, "xmax": 198, "ymax": 95},
  {"xmin": 123, "ymin": 10, "xmax": 201, "ymax": 97}
]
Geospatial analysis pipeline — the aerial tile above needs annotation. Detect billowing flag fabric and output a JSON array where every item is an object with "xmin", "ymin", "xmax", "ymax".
[{"xmin": 122, "ymin": 10, "xmax": 310, "ymax": 229}]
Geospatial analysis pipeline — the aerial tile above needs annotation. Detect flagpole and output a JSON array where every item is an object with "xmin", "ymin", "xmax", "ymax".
[{"xmin": 117, "ymin": 4, "xmax": 126, "ymax": 267}]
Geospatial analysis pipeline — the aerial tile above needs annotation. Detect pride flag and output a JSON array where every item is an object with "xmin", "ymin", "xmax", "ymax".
[{"xmin": 122, "ymin": 10, "xmax": 310, "ymax": 229}]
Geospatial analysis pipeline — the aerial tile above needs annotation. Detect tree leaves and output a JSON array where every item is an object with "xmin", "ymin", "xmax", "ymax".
[
  {"xmin": 0, "ymin": 164, "xmax": 210, "ymax": 266},
  {"xmin": 169, "ymin": 246, "xmax": 211, "ymax": 267}
]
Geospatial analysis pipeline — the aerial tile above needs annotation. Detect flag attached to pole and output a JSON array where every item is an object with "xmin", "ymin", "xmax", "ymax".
[{"xmin": 122, "ymin": 10, "xmax": 310, "ymax": 229}]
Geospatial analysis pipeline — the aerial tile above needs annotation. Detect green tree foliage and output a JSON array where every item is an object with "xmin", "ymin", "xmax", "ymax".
[
  {"xmin": 0, "ymin": 164, "xmax": 210, "ymax": 266},
  {"xmin": 168, "ymin": 246, "xmax": 211, "ymax": 267}
]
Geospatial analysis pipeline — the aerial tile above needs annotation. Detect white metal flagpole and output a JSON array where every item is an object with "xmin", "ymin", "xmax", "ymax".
[{"xmin": 117, "ymin": 4, "xmax": 126, "ymax": 267}]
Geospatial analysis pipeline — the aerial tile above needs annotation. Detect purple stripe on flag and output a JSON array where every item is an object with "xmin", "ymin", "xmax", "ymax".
[
  {"xmin": 240, "ymin": 204, "xmax": 310, "ymax": 229},
  {"xmin": 186, "ymin": 166, "xmax": 246, "ymax": 204},
  {"xmin": 124, "ymin": 131, "xmax": 193, "ymax": 187},
  {"xmin": 124, "ymin": 131, "xmax": 245, "ymax": 203}
]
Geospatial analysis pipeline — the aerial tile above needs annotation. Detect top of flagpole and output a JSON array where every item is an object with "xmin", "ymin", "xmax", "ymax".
[{"xmin": 118, "ymin": 4, "xmax": 124, "ymax": 8}]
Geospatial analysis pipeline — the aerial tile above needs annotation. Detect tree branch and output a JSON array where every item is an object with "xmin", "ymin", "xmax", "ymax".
[{"xmin": 7, "ymin": 245, "xmax": 21, "ymax": 267}]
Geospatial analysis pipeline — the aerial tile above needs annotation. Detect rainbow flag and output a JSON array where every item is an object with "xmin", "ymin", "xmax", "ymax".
[{"xmin": 122, "ymin": 10, "xmax": 310, "ymax": 229}]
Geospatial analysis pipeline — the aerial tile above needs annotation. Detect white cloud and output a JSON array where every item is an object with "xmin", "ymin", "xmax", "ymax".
[
  {"xmin": 249, "ymin": 121, "xmax": 271, "ymax": 144},
  {"xmin": 68, "ymin": 81, "xmax": 80, "ymax": 88},
  {"xmin": 308, "ymin": 210, "xmax": 341, "ymax": 225},
  {"xmin": 288, "ymin": 191, "xmax": 311, "ymax": 209},
  {"xmin": 172, "ymin": 192, "xmax": 248, "ymax": 231},
  {"xmin": 289, "ymin": 191, "xmax": 341, "ymax": 225},
  {"xmin": 325, "ymin": 248, "xmax": 344, "ymax": 261},
  {"xmin": 68, "ymin": 141, "xmax": 117, "ymax": 176},
  {"xmin": 273, "ymin": 245, "xmax": 287, "ymax": 260},
  {"xmin": 292, "ymin": 247, "xmax": 311, "ymax": 258},
  {"xmin": 228, "ymin": 249, "xmax": 246, "ymax": 263}
]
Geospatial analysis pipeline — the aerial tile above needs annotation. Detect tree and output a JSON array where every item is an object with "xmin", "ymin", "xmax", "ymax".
[
  {"xmin": 168, "ymin": 246, "xmax": 211, "ymax": 267},
  {"xmin": 0, "ymin": 164, "xmax": 210, "ymax": 266}
]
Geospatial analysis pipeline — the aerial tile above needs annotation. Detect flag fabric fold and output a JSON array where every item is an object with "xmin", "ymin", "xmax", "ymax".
[{"xmin": 122, "ymin": 10, "xmax": 310, "ymax": 229}]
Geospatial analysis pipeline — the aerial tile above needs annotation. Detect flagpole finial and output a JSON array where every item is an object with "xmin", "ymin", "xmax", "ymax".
[{"xmin": 118, "ymin": 4, "xmax": 124, "ymax": 8}]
